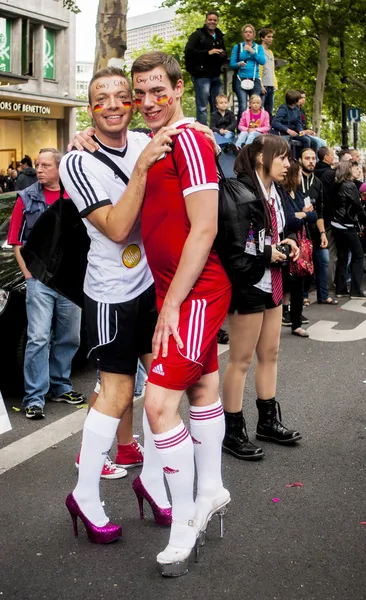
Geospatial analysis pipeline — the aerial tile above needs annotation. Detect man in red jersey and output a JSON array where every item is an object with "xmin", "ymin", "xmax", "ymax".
[{"xmin": 131, "ymin": 51, "xmax": 232, "ymax": 576}]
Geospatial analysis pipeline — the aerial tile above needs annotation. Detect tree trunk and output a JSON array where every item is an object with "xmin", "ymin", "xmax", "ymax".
[
  {"xmin": 312, "ymin": 30, "xmax": 329, "ymax": 135},
  {"xmin": 94, "ymin": 0, "xmax": 127, "ymax": 73}
]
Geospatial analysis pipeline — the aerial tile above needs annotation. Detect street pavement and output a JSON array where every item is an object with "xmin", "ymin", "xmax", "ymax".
[{"xmin": 1, "ymin": 293, "xmax": 366, "ymax": 600}]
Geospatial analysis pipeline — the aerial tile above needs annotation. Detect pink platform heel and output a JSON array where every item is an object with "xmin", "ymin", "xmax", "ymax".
[
  {"xmin": 65, "ymin": 493, "xmax": 122, "ymax": 544},
  {"xmin": 132, "ymin": 476, "xmax": 172, "ymax": 526}
]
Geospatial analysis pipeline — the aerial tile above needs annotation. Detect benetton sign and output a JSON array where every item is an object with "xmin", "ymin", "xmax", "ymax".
[{"xmin": 0, "ymin": 101, "xmax": 51, "ymax": 114}]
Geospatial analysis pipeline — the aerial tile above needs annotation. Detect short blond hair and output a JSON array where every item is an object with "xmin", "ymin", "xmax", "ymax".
[
  {"xmin": 216, "ymin": 93, "xmax": 228, "ymax": 102},
  {"xmin": 249, "ymin": 94, "xmax": 262, "ymax": 104},
  {"xmin": 242, "ymin": 23, "xmax": 256, "ymax": 35}
]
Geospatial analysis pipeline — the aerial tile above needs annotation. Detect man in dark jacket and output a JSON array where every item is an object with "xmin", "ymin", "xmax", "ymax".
[
  {"xmin": 8, "ymin": 148, "xmax": 84, "ymax": 419},
  {"xmin": 15, "ymin": 155, "xmax": 37, "ymax": 191},
  {"xmin": 185, "ymin": 11, "xmax": 226, "ymax": 125},
  {"xmin": 271, "ymin": 90, "xmax": 311, "ymax": 154},
  {"xmin": 314, "ymin": 146, "xmax": 337, "ymax": 286}
]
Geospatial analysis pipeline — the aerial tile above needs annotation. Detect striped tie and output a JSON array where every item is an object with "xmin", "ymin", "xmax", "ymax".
[{"xmin": 270, "ymin": 200, "xmax": 283, "ymax": 306}]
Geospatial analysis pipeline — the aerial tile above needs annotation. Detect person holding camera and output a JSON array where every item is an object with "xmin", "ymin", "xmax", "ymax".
[
  {"xmin": 229, "ymin": 24, "xmax": 266, "ymax": 121},
  {"xmin": 222, "ymin": 135, "xmax": 301, "ymax": 461}
]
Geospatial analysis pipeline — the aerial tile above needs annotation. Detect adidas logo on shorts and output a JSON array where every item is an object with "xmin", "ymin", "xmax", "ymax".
[{"xmin": 152, "ymin": 363, "xmax": 165, "ymax": 376}]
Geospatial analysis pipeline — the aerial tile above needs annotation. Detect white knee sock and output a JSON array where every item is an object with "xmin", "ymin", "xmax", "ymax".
[
  {"xmin": 189, "ymin": 399, "xmax": 225, "ymax": 496},
  {"xmin": 140, "ymin": 410, "xmax": 170, "ymax": 508},
  {"xmin": 73, "ymin": 408, "xmax": 119, "ymax": 526},
  {"xmin": 154, "ymin": 421, "xmax": 196, "ymax": 547}
]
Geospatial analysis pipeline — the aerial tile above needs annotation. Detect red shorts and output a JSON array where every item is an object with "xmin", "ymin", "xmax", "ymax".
[{"xmin": 148, "ymin": 288, "xmax": 231, "ymax": 391}]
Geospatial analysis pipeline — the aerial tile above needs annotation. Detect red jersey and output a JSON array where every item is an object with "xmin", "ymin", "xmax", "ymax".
[
  {"xmin": 8, "ymin": 187, "xmax": 68, "ymax": 245},
  {"xmin": 141, "ymin": 119, "xmax": 230, "ymax": 300}
]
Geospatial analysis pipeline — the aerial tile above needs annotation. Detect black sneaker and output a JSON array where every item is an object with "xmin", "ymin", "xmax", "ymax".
[
  {"xmin": 301, "ymin": 314, "xmax": 309, "ymax": 324},
  {"xmin": 217, "ymin": 328, "xmax": 229, "ymax": 344},
  {"xmin": 282, "ymin": 312, "xmax": 292, "ymax": 327},
  {"xmin": 52, "ymin": 391, "xmax": 85, "ymax": 405},
  {"xmin": 25, "ymin": 405, "xmax": 45, "ymax": 420}
]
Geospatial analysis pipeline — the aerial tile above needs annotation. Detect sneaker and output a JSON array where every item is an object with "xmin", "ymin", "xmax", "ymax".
[
  {"xmin": 53, "ymin": 391, "xmax": 85, "ymax": 405},
  {"xmin": 350, "ymin": 292, "xmax": 366, "ymax": 299},
  {"xmin": 282, "ymin": 312, "xmax": 292, "ymax": 327},
  {"xmin": 217, "ymin": 328, "xmax": 229, "ymax": 344},
  {"xmin": 301, "ymin": 314, "xmax": 309, "ymax": 324},
  {"xmin": 25, "ymin": 405, "xmax": 45, "ymax": 420},
  {"xmin": 75, "ymin": 453, "xmax": 128, "ymax": 479},
  {"xmin": 336, "ymin": 292, "xmax": 349, "ymax": 298},
  {"xmin": 115, "ymin": 440, "xmax": 144, "ymax": 468}
]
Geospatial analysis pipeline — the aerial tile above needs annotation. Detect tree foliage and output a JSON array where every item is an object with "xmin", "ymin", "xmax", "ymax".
[
  {"xmin": 62, "ymin": 0, "xmax": 80, "ymax": 14},
  {"xmin": 76, "ymin": 92, "xmax": 92, "ymax": 132}
]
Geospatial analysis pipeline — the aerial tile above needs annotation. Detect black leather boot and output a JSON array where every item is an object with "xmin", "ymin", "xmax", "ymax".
[
  {"xmin": 256, "ymin": 399, "xmax": 302, "ymax": 444},
  {"xmin": 223, "ymin": 411, "xmax": 264, "ymax": 460}
]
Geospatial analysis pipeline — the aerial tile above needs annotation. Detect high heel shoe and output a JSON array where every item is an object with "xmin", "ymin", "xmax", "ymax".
[
  {"xmin": 195, "ymin": 487, "xmax": 231, "ymax": 546},
  {"xmin": 132, "ymin": 476, "xmax": 172, "ymax": 526},
  {"xmin": 65, "ymin": 493, "xmax": 122, "ymax": 544},
  {"xmin": 157, "ymin": 519, "xmax": 199, "ymax": 577}
]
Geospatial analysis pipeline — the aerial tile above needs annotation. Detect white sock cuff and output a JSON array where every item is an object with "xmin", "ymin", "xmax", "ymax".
[
  {"xmin": 153, "ymin": 421, "xmax": 190, "ymax": 454},
  {"xmin": 85, "ymin": 407, "xmax": 120, "ymax": 439},
  {"xmin": 189, "ymin": 399, "xmax": 223, "ymax": 422}
]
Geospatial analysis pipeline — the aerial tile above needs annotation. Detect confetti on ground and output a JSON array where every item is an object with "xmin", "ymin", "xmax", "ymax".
[
  {"xmin": 75, "ymin": 403, "xmax": 88, "ymax": 410},
  {"xmin": 360, "ymin": 522, "xmax": 366, "ymax": 525},
  {"xmin": 286, "ymin": 482, "xmax": 304, "ymax": 488},
  {"xmin": 12, "ymin": 407, "xmax": 20, "ymax": 412},
  {"xmin": 272, "ymin": 498, "xmax": 281, "ymax": 503}
]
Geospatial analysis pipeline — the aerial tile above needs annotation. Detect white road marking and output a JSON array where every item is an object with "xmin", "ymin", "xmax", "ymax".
[
  {"xmin": 0, "ymin": 341, "xmax": 231, "ymax": 475},
  {"xmin": 341, "ymin": 299, "xmax": 366, "ymax": 315},
  {"xmin": 307, "ymin": 319, "xmax": 366, "ymax": 342}
]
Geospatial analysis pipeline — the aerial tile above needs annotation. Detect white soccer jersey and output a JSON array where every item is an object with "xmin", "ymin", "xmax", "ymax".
[{"xmin": 59, "ymin": 131, "xmax": 153, "ymax": 304}]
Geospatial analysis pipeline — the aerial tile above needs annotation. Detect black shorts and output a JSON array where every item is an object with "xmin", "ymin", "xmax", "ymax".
[
  {"xmin": 229, "ymin": 285, "xmax": 280, "ymax": 315},
  {"xmin": 84, "ymin": 284, "xmax": 157, "ymax": 375}
]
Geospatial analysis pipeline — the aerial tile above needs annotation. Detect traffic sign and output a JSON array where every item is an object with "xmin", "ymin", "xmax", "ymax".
[{"xmin": 347, "ymin": 108, "xmax": 361, "ymax": 122}]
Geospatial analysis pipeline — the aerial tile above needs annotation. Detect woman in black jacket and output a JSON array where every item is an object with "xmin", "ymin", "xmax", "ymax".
[
  {"xmin": 331, "ymin": 161, "xmax": 366, "ymax": 298},
  {"xmin": 222, "ymin": 135, "xmax": 301, "ymax": 461}
]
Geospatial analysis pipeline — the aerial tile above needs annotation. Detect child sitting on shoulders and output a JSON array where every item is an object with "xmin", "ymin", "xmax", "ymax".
[
  {"xmin": 210, "ymin": 93, "xmax": 237, "ymax": 148},
  {"xmin": 236, "ymin": 95, "xmax": 270, "ymax": 147}
]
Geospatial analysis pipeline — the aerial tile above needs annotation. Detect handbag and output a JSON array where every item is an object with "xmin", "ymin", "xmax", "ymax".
[
  {"xmin": 21, "ymin": 148, "xmax": 130, "ymax": 307},
  {"xmin": 289, "ymin": 224, "xmax": 314, "ymax": 277},
  {"xmin": 240, "ymin": 46, "xmax": 257, "ymax": 90}
]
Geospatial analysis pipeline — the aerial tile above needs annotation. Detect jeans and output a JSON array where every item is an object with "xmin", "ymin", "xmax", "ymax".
[
  {"xmin": 236, "ymin": 130, "xmax": 261, "ymax": 147},
  {"xmin": 314, "ymin": 247, "xmax": 329, "ymax": 302},
  {"xmin": 213, "ymin": 131, "xmax": 235, "ymax": 147},
  {"xmin": 192, "ymin": 76, "xmax": 222, "ymax": 126},
  {"xmin": 333, "ymin": 227, "xmax": 364, "ymax": 295},
  {"xmin": 261, "ymin": 85, "xmax": 275, "ymax": 119},
  {"xmin": 23, "ymin": 278, "xmax": 81, "ymax": 408},
  {"xmin": 326, "ymin": 226, "xmax": 337, "ymax": 287},
  {"xmin": 234, "ymin": 77, "xmax": 262, "ymax": 121},
  {"xmin": 134, "ymin": 360, "xmax": 147, "ymax": 396},
  {"xmin": 309, "ymin": 136, "xmax": 327, "ymax": 155}
]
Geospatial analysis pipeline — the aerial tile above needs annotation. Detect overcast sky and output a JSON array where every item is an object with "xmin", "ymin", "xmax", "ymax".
[{"xmin": 75, "ymin": 0, "xmax": 162, "ymax": 61}]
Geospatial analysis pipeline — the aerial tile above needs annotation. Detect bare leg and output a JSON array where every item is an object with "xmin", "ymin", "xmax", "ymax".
[{"xmin": 255, "ymin": 306, "xmax": 282, "ymax": 400}]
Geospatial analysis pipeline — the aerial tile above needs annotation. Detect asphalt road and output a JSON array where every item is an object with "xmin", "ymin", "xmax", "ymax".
[{"xmin": 1, "ymin": 293, "xmax": 366, "ymax": 600}]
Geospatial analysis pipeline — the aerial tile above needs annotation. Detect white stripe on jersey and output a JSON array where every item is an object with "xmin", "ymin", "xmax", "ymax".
[
  {"xmin": 65, "ymin": 154, "xmax": 99, "ymax": 209},
  {"xmin": 194, "ymin": 299, "xmax": 207, "ymax": 360},
  {"xmin": 177, "ymin": 131, "xmax": 197, "ymax": 186},
  {"xmin": 184, "ymin": 128, "xmax": 207, "ymax": 185},
  {"xmin": 184, "ymin": 299, "xmax": 207, "ymax": 362}
]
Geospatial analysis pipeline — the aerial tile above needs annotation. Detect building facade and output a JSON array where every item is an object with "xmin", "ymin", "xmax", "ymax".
[
  {"xmin": 0, "ymin": 0, "xmax": 85, "ymax": 172},
  {"xmin": 124, "ymin": 8, "xmax": 178, "ymax": 71},
  {"xmin": 76, "ymin": 61, "xmax": 93, "ymax": 95}
]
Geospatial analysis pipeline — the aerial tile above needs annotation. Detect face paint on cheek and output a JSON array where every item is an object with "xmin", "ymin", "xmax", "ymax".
[
  {"xmin": 156, "ymin": 95, "xmax": 170, "ymax": 105},
  {"xmin": 121, "ymin": 101, "xmax": 132, "ymax": 109},
  {"xmin": 93, "ymin": 104, "xmax": 103, "ymax": 113},
  {"xmin": 168, "ymin": 97, "xmax": 173, "ymax": 106},
  {"xmin": 134, "ymin": 98, "xmax": 142, "ymax": 106}
]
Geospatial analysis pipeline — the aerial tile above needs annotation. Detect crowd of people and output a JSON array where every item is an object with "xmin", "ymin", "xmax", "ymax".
[{"xmin": 5, "ymin": 11, "xmax": 366, "ymax": 583}]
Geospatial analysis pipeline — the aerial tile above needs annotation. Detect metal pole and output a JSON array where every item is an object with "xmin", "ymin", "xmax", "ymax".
[
  {"xmin": 353, "ymin": 121, "xmax": 358, "ymax": 149},
  {"xmin": 340, "ymin": 34, "xmax": 348, "ymax": 149}
]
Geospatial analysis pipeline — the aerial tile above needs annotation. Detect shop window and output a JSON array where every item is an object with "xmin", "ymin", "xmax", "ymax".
[
  {"xmin": 43, "ymin": 28, "xmax": 55, "ymax": 80},
  {"xmin": 0, "ymin": 17, "xmax": 11, "ymax": 73},
  {"xmin": 22, "ymin": 19, "xmax": 35, "ymax": 76}
]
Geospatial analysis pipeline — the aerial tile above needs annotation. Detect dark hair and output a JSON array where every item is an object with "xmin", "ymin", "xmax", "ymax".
[
  {"xmin": 338, "ymin": 149, "xmax": 352, "ymax": 161},
  {"xmin": 21, "ymin": 155, "xmax": 32, "ymax": 167},
  {"xmin": 259, "ymin": 28, "xmax": 274, "ymax": 39},
  {"xmin": 298, "ymin": 147, "xmax": 316, "ymax": 161},
  {"xmin": 131, "ymin": 51, "xmax": 182, "ymax": 89},
  {"xmin": 285, "ymin": 90, "xmax": 302, "ymax": 105},
  {"xmin": 234, "ymin": 134, "xmax": 290, "ymax": 232},
  {"xmin": 318, "ymin": 146, "xmax": 332, "ymax": 162},
  {"xmin": 297, "ymin": 89, "xmax": 305, "ymax": 96},
  {"xmin": 335, "ymin": 161, "xmax": 353, "ymax": 183},
  {"xmin": 206, "ymin": 11, "xmax": 219, "ymax": 18},
  {"xmin": 284, "ymin": 161, "xmax": 301, "ymax": 193},
  {"xmin": 88, "ymin": 66, "xmax": 131, "ymax": 104}
]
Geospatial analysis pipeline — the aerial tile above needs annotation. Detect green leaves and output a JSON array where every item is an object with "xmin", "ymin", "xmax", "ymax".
[{"xmin": 62, "ymin": 0, "xmax": 81, "ymax": 13}]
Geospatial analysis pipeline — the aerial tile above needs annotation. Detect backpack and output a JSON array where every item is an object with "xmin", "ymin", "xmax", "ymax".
[{"xmin": 184, "ymin": 31, "xmax": 206, "ymax": 75}]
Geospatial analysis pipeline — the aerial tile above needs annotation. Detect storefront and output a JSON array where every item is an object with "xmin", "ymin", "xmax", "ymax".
[{"xmin": 0, "ymin": 98, "xmax": 68, "ymax": 171}]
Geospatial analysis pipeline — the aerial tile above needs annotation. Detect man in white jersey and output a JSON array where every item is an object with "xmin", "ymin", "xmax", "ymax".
[{"xmin": 60, "ymin": 67, "xmax": 180, "ymax": 541}]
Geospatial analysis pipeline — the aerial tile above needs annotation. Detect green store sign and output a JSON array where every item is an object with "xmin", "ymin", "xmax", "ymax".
[
  {"xmin": 43, "ymin": 28, "xmax": 55, "ymax": 79},
  {"xmin": 0, "ymin": 18, "xmax": 11, "ymax": 73}
]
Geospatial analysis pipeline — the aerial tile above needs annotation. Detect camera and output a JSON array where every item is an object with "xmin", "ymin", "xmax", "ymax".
[{"xmin": 275, "ymin": 243, "xmax": 291, "ymax": 265}]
